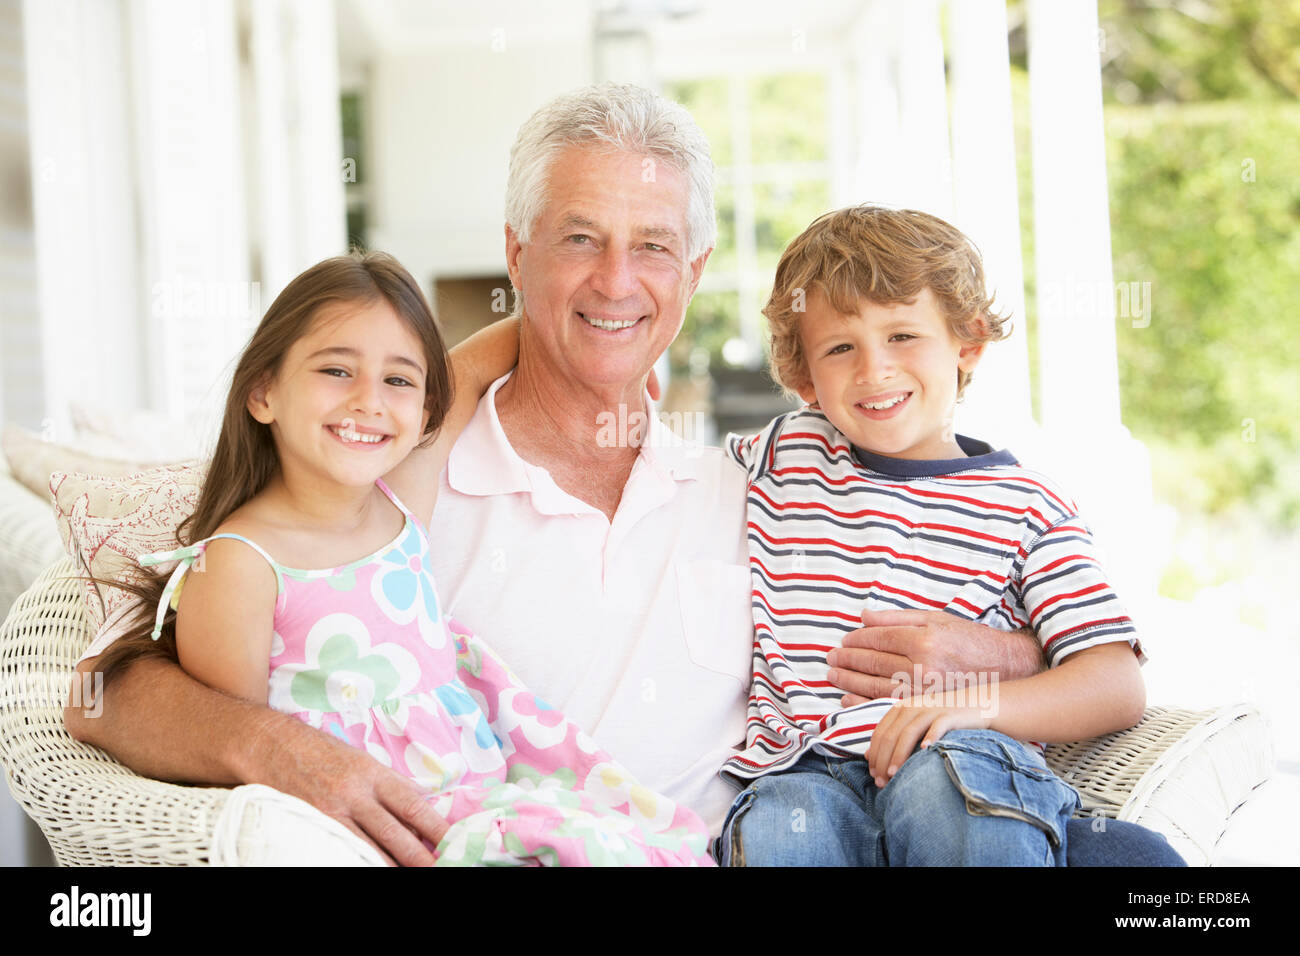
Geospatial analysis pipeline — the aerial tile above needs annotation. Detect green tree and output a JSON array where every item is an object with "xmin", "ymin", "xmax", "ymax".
[{"xmin": 1008, "ymin": 0, "xmax": 1300, "ymax": 526}]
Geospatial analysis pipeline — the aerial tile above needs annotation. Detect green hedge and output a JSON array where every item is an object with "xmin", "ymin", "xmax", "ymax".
[{"xmin": 1105, "ymin": 100, "xmax": 1300, "ymax": 525}]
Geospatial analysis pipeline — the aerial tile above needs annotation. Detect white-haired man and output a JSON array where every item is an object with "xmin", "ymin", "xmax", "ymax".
[{"xmin": 69, "ymin": 84, "xmax": 1179, "ymax": 866}]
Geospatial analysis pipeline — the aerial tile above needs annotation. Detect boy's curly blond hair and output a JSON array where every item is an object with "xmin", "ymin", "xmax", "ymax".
[{"xmin": 764, "ymin": 205, "xmax": 1011, "ymax": 398}]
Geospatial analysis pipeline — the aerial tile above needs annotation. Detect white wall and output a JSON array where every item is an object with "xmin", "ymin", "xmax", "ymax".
[
  {"xmin": 128, "ymin": 0, "xmax": 249, "ymax": 434},
  {"xmin": 16, "ymin": 0, "xmax": 345, "ymax": 450},
  {"xmin": 23, "ymin": 0, "xmax": 144, "ymax": 433},
  {"xmin": 367, "ymin": 40, "xmax": 593, "ymax": 284}
]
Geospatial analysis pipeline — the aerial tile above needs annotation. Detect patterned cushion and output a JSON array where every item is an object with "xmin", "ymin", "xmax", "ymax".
[{"xmin": 50, "ymin": 462, "xmax": 205, "ymax": 630}]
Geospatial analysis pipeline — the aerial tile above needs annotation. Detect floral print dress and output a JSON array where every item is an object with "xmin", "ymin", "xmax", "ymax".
[{"xmin": 140, "ymin": 479, "xmax": 713, "ymax": 866}]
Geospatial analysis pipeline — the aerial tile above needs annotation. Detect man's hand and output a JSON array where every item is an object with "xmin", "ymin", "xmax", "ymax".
[
  {"xmin": 243, "ymin": 708, "xmax": 449, "ymax": 866},
  {"xmin": 867, "ymin": 693, "xmax": 990, "ymax": 788},
  {"xmin": 826, "ymin": 608, "xmax": 1044, "ymax": 706},
  {"xmin": 67, "ymin": 656, "xmax": 449, "ymax": 867}
]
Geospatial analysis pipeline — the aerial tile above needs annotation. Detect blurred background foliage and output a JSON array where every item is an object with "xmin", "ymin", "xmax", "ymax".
[
  {"xmin": 673, "ymin": 2, "xmax": 1300, "ymax": 551},
  {"xmin": 1014, "ymin": 0, "xmax": 1300, "ymax": 536}
]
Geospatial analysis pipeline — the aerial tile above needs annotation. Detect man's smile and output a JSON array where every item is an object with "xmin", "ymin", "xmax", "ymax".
[{"xmin": 578, "ymin": 311, "xmax": 646, "ymax": 332}]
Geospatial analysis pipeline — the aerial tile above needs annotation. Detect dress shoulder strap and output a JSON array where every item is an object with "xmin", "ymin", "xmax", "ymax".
[
  {"xmin": 138, "ymin": 533, "xmax": 281, "ymax": 642},
  {"xmin": 374, "ymin": 477, "xmax": 415, "ymax": 520}
]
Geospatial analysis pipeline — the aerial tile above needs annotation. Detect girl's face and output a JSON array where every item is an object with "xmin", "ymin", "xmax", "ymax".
[{"xmin": 248, "ymin": 298, "xmax": 431, "ymax": 491}]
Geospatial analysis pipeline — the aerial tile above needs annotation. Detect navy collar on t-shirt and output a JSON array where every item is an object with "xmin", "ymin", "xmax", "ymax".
[{"xmin": 851, "ymin": 434, "xmax": 1019, "ymax": 478}]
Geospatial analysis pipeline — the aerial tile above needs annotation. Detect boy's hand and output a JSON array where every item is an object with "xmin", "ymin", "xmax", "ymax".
[
  {"xmin": 867, "ymin": 694, "xmax": 991, "ymax": 788},
  {"xmin": 827, "ymin": 609, "xmax": 1044, "ymax": 705}
]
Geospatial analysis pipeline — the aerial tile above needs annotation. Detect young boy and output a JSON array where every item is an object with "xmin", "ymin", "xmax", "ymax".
[{"xmin": 716, "ymin": 205, "xmax": 1148, "ymax": 866}]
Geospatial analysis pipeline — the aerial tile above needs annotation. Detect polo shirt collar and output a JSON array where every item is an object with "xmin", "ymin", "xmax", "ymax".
[
  {"xmin": 639, "ymin": 406, "xmax": 714, "ymax": 483},
  {"xmin": 446, "ymin": 372, "xmax": 707, "ymax": 516},
  {"xmin": 445, "ymin": 373, "xmax": 531, "ymax": 498}
]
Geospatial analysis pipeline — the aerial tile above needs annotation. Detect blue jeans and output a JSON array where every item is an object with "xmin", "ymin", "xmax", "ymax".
[{"xmin": 715, "ymin": 730, "xmax": 1184, "ymax": 866}]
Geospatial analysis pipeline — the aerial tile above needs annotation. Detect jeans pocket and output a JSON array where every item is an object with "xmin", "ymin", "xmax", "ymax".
[{"xmin": 928, "ymin": 730, "xmax": 1081, "ymax": 851}]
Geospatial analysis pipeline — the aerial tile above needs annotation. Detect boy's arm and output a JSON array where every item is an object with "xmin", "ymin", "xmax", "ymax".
[
  {"xmin": 977, "ymin": 641, "xmax": 1145, "ymax": 741},
  {"xmin": 440, "ymin": 316, "xmax": 522, "ymax": 452},
  {"xmin": 382, "ymin": 317, "xmax": 520, "ymax": 526},
  {"xmin": 865, "ymin": 510, "xmax": 1144, "ymax": 784},
  {"xmin": 867, "ymin": 641, "xmax": 1144, "ymax": 785}
]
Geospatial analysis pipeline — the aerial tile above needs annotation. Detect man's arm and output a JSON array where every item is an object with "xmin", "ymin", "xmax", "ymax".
[
  {"xmin": 384, "ymin": 316, "xmax": 661, "ymax": 525},
  {"xmin": 65, "ymin": 655, "xmax": 447, "ymax": 865},
  {"xmin": 382, "ymin": 317, "xmax": 520, "ymax": 526},
  {"xmin": 826, "ymin": 608, "xmax": 1045, "ymax": 706}
]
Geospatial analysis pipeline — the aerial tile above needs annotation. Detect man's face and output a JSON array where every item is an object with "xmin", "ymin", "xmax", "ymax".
[{"xmin": 506, "ymin": 146, "xmax": 710, "ymax": 393}]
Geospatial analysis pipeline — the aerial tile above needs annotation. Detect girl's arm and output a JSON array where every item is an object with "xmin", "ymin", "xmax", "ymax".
[
  {"xmin": 383, "ymin": 317, "xmax": 520, "ymax": 525},
  {"xmin": 172, "ymin": 538, "xmax": 279, "ymax": 704},
  {"xmin": 867, "ymin": 640, "xmax": 1145, "ymax": 786},
  {"xmin": 68, "ymin": 540, "xmax": 449, "ymax": 864}
]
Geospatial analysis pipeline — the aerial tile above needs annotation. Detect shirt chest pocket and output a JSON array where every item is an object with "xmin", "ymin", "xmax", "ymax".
[
  {"xmin": 940, "ymin": 552, "xmax": 1021, "ymax": 628},
  {"xmin": 674, "ymin": 561, "xmax": 753, "ymax": 689}
]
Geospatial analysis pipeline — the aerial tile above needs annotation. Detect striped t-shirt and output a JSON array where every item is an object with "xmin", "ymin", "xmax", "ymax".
[{"xmin": 722, "ymin": 408, "xmax": 1142, "ymax": 782}]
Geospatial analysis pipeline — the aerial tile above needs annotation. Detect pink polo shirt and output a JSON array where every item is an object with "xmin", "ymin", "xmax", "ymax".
[{"xmin": 427, "ymin": 374, "xmax": 752, "ymax": 835}]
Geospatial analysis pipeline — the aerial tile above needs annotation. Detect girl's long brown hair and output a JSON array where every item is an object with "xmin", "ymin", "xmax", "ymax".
[{"xmin": 93, "ymin": 252, "xmax": 451, "ymax": 689}]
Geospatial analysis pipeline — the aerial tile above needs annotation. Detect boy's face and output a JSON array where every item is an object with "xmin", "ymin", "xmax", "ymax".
[{"xmin": 795, "ymin": 288, "xmax": 985, "ymax": 460}]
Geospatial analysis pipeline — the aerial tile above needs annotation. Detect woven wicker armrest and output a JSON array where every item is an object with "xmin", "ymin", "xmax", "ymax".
[
  {"xmin": 1046, "ymin": 705, "xmax": 1273, "ymax": 866},
  {"xmin": 0, "ymin": 466, "xmax": 65, "ymax": 616},
  {"xmin": 0, "ymin": 559, "xmax": 381, "ymax": 866}
]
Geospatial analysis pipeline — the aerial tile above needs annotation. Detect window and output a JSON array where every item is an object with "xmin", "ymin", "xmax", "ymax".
[{"xmin": 665, "ymin": 72, "xmax": 831, "ymax": 377}]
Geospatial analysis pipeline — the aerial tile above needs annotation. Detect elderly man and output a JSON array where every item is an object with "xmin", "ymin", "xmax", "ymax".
[{"xmin": 69, "ymin": 84, "xmax": 1176, "ymax": 866}]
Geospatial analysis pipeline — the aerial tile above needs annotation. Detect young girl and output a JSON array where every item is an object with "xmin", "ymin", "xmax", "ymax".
[{"xmin": 96, "ymin": 251, "xmax": 712, "ymax": 866}]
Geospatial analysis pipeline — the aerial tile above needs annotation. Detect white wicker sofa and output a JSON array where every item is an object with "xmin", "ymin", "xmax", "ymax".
[
  {"xmin": 0, "ymin": 461, "xmax": 65, "ymax": 619},
  {"xmin": 0, "ymin": 553, "xmax": 1273, "ymax": 867},
  {"xmin": 0, "ymin": 454, "xmax": 1278, "ymax": 866},
  {"xmin": 0, "ymin": 460, "xmax": 65, "ymax": 865}
]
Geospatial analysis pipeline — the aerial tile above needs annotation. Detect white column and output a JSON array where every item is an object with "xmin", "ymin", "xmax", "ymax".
[
  {"xmin": 249, "ymin": 0, "xmax": 293, "ymax": 295},
  {"xmin": 947, "ymin": 0, "xmax": 1033, "ymax": 442},
  {"xmin": 1026, "ymin": 0, "xmax": 1121, "ymax": 431},
  {"xmin": 895, "ymin": 0, "xmax": 952, "ymax": 219},
  {"xmin": 23, "ymin": 0, "xmax": 143, "ymax": 432},
  {"xmin": 827, "ymin": 56, "xmax": 856, "ymax": 208},
  {"xmin": 286, "ymin": 0, "xmax": 347, "ymax": 270},
  {"xmin": 847, "ymin": 0, "xmax": 903, "ymax": 204},
  {"xmin": 127, "ymin": 0, "xmax": 249, "ymax": 435},
  {"xmin": 249, "ymin": 0, "xmax": 347, "ymax": 303},
  {"xmin": 1024, "ymin": 0, "xmax": 1155, "ymax": 614},
  {"xmin": 728, "ymin": 74, "xmax": 762, "ymax": 360},
  {"xmin": 845, "ymin": 0, "xmax": 950, "ymax": 216}
]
